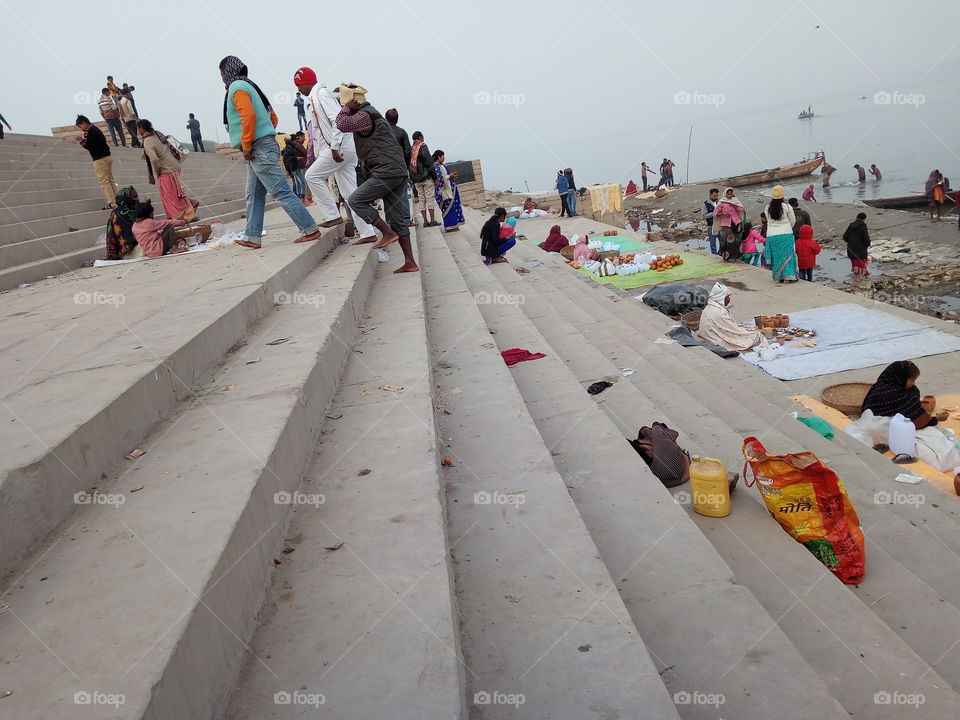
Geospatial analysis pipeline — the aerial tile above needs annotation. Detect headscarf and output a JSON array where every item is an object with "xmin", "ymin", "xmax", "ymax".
[
  {"xmin": 625, "ymin": 180, "xmax": 637, "ymax": 195},
  {"xmin": 721, "ymin": 187, "xmax": 744, "ymax": 208},
  {"xmin": 861, "ymin": 361, "xmax": 926, "ymax": 420},
  {"xmin": 221, "ymin": 55, "xmax": 273, "ymax": 128},
  {"xmin": 573, "ymin": 234, "xmax": 592, "ymax": 262},
  {"xmin": 104, "ymin": 186, "xmax": 139, "ymax": 260},
  {"xmin": 708, "ymin": 282, "xmax": 730, "ymax": 306},
  {"xmin": 539, "ymin": 225, "xmax": 569, "ymax": 252}
]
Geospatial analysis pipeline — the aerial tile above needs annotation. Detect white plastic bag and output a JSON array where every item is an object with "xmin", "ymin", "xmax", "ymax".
[
  {"xmin": 376, "ymin": 249, "xmax": 390, "ymax": 263},
  {"xmin": 843, "ymin": 409, "xmax": 890, "ymax": 447}
]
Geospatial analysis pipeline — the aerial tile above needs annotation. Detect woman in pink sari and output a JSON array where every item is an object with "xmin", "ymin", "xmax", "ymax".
[
  {"xmin": 714, "ymin": 187, "xmax": 744, "ymax": 238},
  {"xmin": 138, "ymin": 119, "xmax": 198, "ymax": 221}
]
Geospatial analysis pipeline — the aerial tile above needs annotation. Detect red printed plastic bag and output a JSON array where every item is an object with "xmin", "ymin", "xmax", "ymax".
[{"xmin": 743, "ymin": 436, "xmax": 865, "ymax": 584}]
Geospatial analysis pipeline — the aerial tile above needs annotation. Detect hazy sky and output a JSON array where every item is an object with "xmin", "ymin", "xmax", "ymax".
[{"xmin": 2, "ymin": 0, "xmax": 958, "ymax": 189}]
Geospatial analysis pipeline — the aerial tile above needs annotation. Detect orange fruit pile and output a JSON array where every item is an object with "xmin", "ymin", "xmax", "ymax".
[{"xmin": 651, "ymin": 254, "xmax": 684, "ymax": 271}]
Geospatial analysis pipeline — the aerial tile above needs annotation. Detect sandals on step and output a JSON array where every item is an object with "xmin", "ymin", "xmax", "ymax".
[
  {"xmin": 872, "ymin": 443, "xmax": 889, "ymax": 453},
  {"xmin": 892, "ymin": 453, "xmax": 918, "ymax": 464}
]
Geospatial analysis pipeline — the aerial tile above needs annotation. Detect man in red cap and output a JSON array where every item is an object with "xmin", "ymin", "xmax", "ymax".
[{"xmin": 293, "ymin": 66, "xmax": 375, "ymax": 242}]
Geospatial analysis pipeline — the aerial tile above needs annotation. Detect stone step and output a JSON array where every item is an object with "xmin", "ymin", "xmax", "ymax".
[
  {"xmin": 507, "ymin": 237, "xmax": 960, "ymax": 699},
  {"xmin": 442, "ymin": 217, "xmax": 850, "ymax": 719},
  {"xmin": 0, "ymin": 164, "xmax": 245, "ymax": 196},
  {"xmin": 417, "ymin": 225, "xmax": 682, "ymax": 718},
  {"xmin": 0, "ymin": 202, "xmax": 278, "ymax": 291},
  {"xmin": 0, "ymin": 239, "xmax": 376, "ymax": 720},
  {"xmin": 225, "ymin": 236, "xmax": 464, "ymax": 720},
  {"xmin": 0, "ymin": 216, "xmax": 339, "ymax": 577}
]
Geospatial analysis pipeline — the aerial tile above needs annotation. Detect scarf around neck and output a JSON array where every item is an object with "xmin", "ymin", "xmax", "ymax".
[{"xmin": 410, "ymin": 138, "xmax": 424, "ymax": 172}]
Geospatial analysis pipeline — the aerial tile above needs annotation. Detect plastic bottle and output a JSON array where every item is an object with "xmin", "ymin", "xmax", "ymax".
[
  {"xmin": 888, "ymin": 413, "xmax": 916, "ymax": 457},
  {"xmin": 690, "ymin": 455, "xmax": 731, "ymax": 518}
]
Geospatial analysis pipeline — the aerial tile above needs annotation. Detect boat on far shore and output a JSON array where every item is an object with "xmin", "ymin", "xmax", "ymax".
[
  {"xmin": 863, "ymin": 190, "xmax": 959, "ymax": 209},
  {"xmin": 724, "ymin": 152, "xmax": 824, "ymax": 187},
  {"xmin": 798, "ymin": 104, "xmax": 814, "ymax": 119}
]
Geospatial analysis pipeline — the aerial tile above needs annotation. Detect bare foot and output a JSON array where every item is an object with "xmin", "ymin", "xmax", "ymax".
[
  {"xmin": 394, "ymin": 262, "xmax": 419, "ymax": 273},
  {"xmin": 235, "ymin": 239, "xmax": 262, "ymax": 249},
  {"xmin": 373, "ymin": 232, "xmax": 401, "ymax": 249},
  {"xmin": 294, "ymin": 230, "xmax": 321, "ymax": 244},
  {"xmin": 320, "ymin": 217, "xmax": 344, "ymax": 228},
  {"xmin": 445, "ymin": 227, "xmax": 460, "ymax": 233},
  {"xmin": 492, "ymin": 257, "xmax": 509, "ymax": 264},
  {"xmin": 351, "ymin": 235, "xmax": 378, "ymax": 245}
]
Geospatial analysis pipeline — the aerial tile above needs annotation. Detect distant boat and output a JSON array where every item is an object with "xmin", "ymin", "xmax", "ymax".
[
  {"xmin": 798, "ymin": 104, "xmax": 814, "ymax": 119},
  {"xmin": 724, "ymin": 152, "xmax": 825, "ymax": 187},
  {"xmin": 863, "ymin": 191, "xmax": 959, "ymax": 209}
]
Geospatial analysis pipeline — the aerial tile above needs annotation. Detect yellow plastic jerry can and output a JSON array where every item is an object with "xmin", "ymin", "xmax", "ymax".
[{"xmin": 690, "ymin": 455, "xmax": 731, "ymax": 517}]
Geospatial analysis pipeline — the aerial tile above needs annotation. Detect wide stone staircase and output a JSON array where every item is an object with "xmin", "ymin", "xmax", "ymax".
[
  {"xmin": 0, "ymin": 132, "xmax": 268, "ymax": 290},
  {"xmin": 2, "ymin": 200, "xmax": 960, "ymax": 719}
]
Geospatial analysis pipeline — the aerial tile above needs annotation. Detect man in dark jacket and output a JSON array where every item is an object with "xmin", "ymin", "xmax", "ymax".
[
  {"xmin": 842, "ymin": 212, "xmax": 871, "ymax": 276},
  {"xmin": 75, "ymin": 115, "xmax": 116, "ymax": 207},
  {"xmin": 789, "ymin": 197, "xmax": 811, "ymax": 238},
  {"xmin": 335, "ymin": 85, "xmax": 417, "ymax": 273},
  {"xmin": 409, "ymin": 130, "xmax": 439, "ymax": 227},
  {"xmin": 385, "ymin": 108, "xmax": 416, "ymax": 227},
  {"xmin": 704, "ymin": 188, "xmax": 719, "ymax": 254}
]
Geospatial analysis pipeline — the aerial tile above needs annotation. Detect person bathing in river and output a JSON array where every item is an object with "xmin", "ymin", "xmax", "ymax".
[
  {"xmin": 822, "ymin": 162, "xmax": 836, "ymax": 188},
  {"xmin": 854, "ymin": 164, "xmax": 866, "ymax": 183},
  {"xmin": 870, "ymin": 164, "xmax": 882, "ymax": 180},
  {"xmin": 802, "ymin": 184, "xmax": 817, "ymax": 202}
]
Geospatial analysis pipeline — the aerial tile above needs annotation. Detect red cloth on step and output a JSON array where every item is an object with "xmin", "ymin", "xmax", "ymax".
[{"xmin": 501, "ymin": 348, "xmax": 547, "ymax": 367}]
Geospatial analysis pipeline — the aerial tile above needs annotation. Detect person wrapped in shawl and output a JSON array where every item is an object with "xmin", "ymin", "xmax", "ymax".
[
  {"xmin": 697, "ymin": 282, "xmax": 767, "ymax": 352},
  {"xmin": 573, "ymin": 234, "xmax": 595, "ymax": 263},
  {"xmin": 861, "ymin": 361, "xmax": 947, "ymax": 429},
  {"xmin": 104, "ymin": 186, "xmax": 140, "ymax": 260},
  {"xmin": 926, "ymin": 169, "xmax": 945, "ymax": 220},
  {"xmin": 539, "ymin": 225, "xmax": 568, "ymax": 253}
]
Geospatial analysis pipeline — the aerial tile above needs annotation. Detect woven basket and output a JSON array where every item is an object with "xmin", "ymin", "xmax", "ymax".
[
  {"xmin": 821, "ymin": 383, "xmax": 873, "ymax": 416},
  {"xmin": 559, "ymin": 245, "xmax": 575, "ymax": 261},
  {"xmin": 680, "ymin": 310, "xmax": 702, "ymax": 332}
]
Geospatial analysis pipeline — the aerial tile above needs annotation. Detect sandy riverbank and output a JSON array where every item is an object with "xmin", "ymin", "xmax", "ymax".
[{"xmin": 618, "ymin": 181, "xmax": 960, "ymax": 320}]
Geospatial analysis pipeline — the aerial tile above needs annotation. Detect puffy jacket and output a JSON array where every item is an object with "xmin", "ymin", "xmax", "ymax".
[
  {"xmin": 282, "ymin": 141, "xmax": 299, "ymax": 173},
  {"xmin": 794, "ymin": 225, "xmax": 821, "ymax": 269}
]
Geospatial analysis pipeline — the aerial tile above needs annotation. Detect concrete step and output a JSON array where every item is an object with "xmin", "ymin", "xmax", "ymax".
[
  {"xmin": 442, "ymin": 217, "xmax": 851, "ymax": 719},
  {"xmin": 225, "ymin": 237, "xmax": 464, "ymax": 720},
  {"xmin": 494, "ymin": 235, "xmax": 960, "ymax": 716},
  {"xmin": 0, "ymin": 216, "xmax": 339, "ymax": 578},
  {"xmin": 0, "ymin": 202, "xmax": 278, "ymax": 291},
  {"xmin": 0, "ymin": 165, "xmax": 246, "ymax": 196},
  {"xmin": 0, "ymin": 240, "xmax": 377, "ymax": 720},
  {"xmin": 507, "ymin": 238, "xmax": 960, "ymax": 699},
  {"xmin": 418, "ymin": 225, "xmax": 682, "ymax": 718}
]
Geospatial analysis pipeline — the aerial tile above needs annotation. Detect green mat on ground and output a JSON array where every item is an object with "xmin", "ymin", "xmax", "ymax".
[
  {"xmin": 576, "ymin": 252, "xmax": 740, "ymax": 289},
  {"xmin": 589, "ymin": 234, "xmax": 651, "ymax": 253}
]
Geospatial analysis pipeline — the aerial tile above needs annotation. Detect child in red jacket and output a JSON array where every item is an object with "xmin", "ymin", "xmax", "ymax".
[{"xmin": 795, "ymin": 224, "xmax": 820, "ymax": 281}]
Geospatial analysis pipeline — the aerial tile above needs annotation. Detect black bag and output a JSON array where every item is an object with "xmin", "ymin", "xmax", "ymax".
[{"xmin": 642, "ymin": 283, "xmax": 708, "ymax": 316}]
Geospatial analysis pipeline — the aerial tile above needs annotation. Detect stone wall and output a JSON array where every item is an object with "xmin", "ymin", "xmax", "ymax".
[{"xmin": 453, "ymin": 160, "xmax": 486, "ymax": 211}]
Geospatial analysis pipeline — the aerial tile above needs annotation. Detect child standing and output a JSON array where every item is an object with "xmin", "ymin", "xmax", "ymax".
[
  {"xmin": 794, "ymin": 223, "xmax": 820, "ymax": 281},
  {"xmin": 739, "ymin": 222, "xmax": 765, "ymax": 266}
]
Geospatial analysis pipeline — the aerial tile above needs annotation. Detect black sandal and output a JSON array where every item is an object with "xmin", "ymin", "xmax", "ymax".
[
  {"xmin": 891, "ymin": 453, "xmax": 918, "ymax": 464},
  {"xmin": 872, "ymin": 443, "xmax": 889, "ymax": 453}
]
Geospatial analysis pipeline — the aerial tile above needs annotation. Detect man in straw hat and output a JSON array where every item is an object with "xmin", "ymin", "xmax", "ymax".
[
  {"xmin": 293, "ymin": 67, "xmax": 376, "ymax": 242},
  {"xmin": 335, "ymin": 83, "xmax": 418, "ymax": 273},
  {"xmin": 219, "ymin": 55, "xmax": 321, "ymax": 248}
]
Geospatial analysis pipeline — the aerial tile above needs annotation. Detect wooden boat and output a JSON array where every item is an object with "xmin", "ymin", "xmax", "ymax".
[
  {"xmin": 863, "ymin": 190, "xmax": 959, "ymax": 209},
  {"xmin": 724, "ymin": 153, "xmax": 824, "ymax": 187},
  {"xmin": 798, "ymin": 111, "xmax": 814, "ymax": 119}
]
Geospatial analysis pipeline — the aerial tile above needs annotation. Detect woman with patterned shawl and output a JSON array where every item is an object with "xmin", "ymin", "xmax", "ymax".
[{"xmin": 104, "ymin": 186, "xmax": 140, "ymax": 260}]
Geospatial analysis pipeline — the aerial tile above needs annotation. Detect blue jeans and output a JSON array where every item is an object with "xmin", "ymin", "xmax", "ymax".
[
  {"xmin": 244, "ymin": 136, "xmax": 318, "ymax": 242},
  {"xmin": 497, "ymin": 237, "xmax": 516, "ymax": 256},
  {"xmin": 566, "ymin": 190, "xmax": 577, "ymax": 215},
  {"xmin": 707, "ymin": 229, "xmax": 719, "ymax": 255},
  {"xmin": 289, "ymin": 168, "xmax": 306, "ymax": 198}
]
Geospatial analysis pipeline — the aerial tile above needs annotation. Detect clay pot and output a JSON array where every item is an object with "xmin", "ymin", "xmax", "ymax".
[
  {"xmin": 754, "ymin": 316, "xmax": 764, "ymax": 328},
  {"xmin": 778, "ymin": 317, "xmax": 788, "ymax": 328},
  {"xmin": 763, "ymin": 317, "xmax": 776, "ymax": 328}
]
